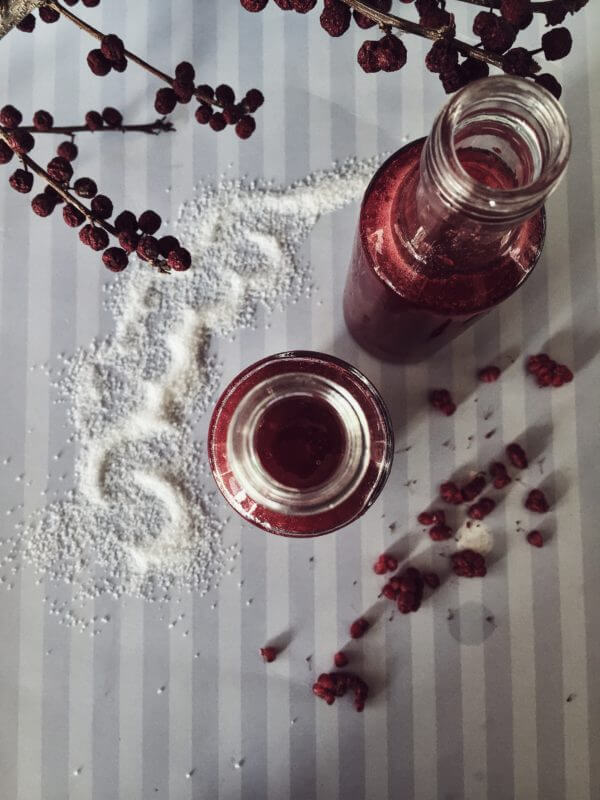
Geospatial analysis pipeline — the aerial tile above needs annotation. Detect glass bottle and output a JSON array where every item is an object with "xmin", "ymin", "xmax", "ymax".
[
  {"xmin": 343, "ymin": 76, "xmax": 571, "ymax": 362},
  {"xmin": 208, "ymin": 351, "xmax": 394, "ymax": 537}
]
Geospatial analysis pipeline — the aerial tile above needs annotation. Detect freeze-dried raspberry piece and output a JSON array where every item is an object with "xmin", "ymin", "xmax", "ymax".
[{"xmin": 451, "ymin": 549, "xmax": 487, "ymax": 578}]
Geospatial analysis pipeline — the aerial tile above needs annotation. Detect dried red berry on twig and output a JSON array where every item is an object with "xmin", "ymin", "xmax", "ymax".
[
  {"xmin": 155, "ymin": 88, "xmax": 178, "ymax": 115},
  {"xmin": 33, "ymin": 110, "xmax": 54, "ymax": 131},
  {"xmin": 74, "ymin": 177, "xmax": 98, "ymax": 198},
  {"xmin": 31, "ymin": 193, "xmax": 55, "ymax": 217},
  {"xmin": 0, "ymin": 104, "xmax": 23, "ymax": 129},
  {"xmin": 137, "ymin": 235, "xmax": 160, "ymax": 262},
  {"xmin": 85, "ymin": 111, "xmax": 104, "ymax": 131},
  {"xmin": 101, "ymin": 33, "xmax": 126, "ymax": 64},
  {"xmin": 102, "ymin": 107, "xmax": 123, "ymax": 127},
  {"xmin": 17, "ymin": 14, "xmax": 36, "ymax": 32},
  {"xmin": 503, "ymin": 47, "xmax": 539, "ymax": 76},
  {"xmin": 541, "ymin": 27, "xmax": 572, "ymax": 60},
  {"xmin": 114, "ymin": 209, "xmax": 137, "ymax": 233},
  {"xmin": 138, "ymin": 209, "xmax": 162, "ymax": 235},
  {"xmin": 87, "ymin": 49, "xmax": 112, "ymax": 77},
  {"xmin": 63, "ymin": 204, "xmax": 85, "ymax": 227},
  {"xmin": 473, "ymin": 11, "xmax": 516, "ymax": 54},
  {"xmin": 9, "ymin": 169, "xmax": 34, "ymax": 193},
  {"xmin": 39, "ymin": 5, "xmax": 60, "ymax": 23},
  {"xmin": 7, "ymin": 129, "xmax": 35, "ymax": 155},
  {"xmin": 118, "ymin": 230, "xmax": 139, "ymax": 254},
  {"xmin": 395, "ymin": 567, "xmax": 424, "ymax": 613},
  {"xmin": 102, "ymin": 247, "xmax": 128, "ymax": 272},
  {"xmin": 451, "ymin": 549, "xmax": 487, "ymax": 578},
  {"xmin": 525, "ymin": 489, "xmax": 549, "ymax": 513},
  {"xmin": 236, "ymin": 115, "xmax": 256, "ymax": 139},
  {"xmin": 91, "ymin": 194, "xmax": 113, "ymax": 219},
  {"xmin": 320, "ymin": 1, "xmax": 351, "ymax": 37},
  {"xmin": 418, "ymin": 509, "xmax": 445, "ymax": 526},
  {"xmin": 57, "ymin": 141, "xmax": 78, "ymax": 161},
  {"xmin": 46, "ymin": 157, "xmax": 73, "ymax": 183}
]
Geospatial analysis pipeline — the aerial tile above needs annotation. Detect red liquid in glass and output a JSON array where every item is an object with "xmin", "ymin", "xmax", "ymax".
[
  {"xmin": 253, "ymin": 396, "xmax": 346, "ymax": 490},
  {"xmin": 344, "ymin": 138, "xmax": 545, "ymax": 362}
]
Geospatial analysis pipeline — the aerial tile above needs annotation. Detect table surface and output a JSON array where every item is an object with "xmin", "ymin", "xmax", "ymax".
[{"xmin": 1, "ymin": 2, "xmax": 599, "ymax": 799}]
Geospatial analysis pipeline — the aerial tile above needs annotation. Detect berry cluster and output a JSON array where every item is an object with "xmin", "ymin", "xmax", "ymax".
[
  {"xmin": 312, "ymin": 671, "xmax": 369, "ymax": 712},
  {"xmin": 526, "ymin": 352, "xmax": 574, "ymax": 387},
  {"xmin": 1, "ymin": 104, "xmax": 188, "ymax": 273},
  {"xmin": 240, "ymin": 0, "xmax": 588, "ymax": 99},
  {"xmin": 372, "ymin": 552, "xmax": 399, "ymax": 575},
  {"xmin": 380, "ymin": 565, "xmax": 440, "ymax": 613},
  {"xmin": 451, "ymin": 549, "xmax": 487, "ymax": 578},
  {"xmin": 18, "ymin": 2, "xmax": 101, "ymax": 33},
  {"xmin": 467, "ymin": 496, "xmax": 496, "ymax": 520},
  {"xmin": 429, "ymin": 387, "xmax": 456, "ymax": 416}
]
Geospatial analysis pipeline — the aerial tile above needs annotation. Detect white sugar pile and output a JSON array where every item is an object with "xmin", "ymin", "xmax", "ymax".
[{"xmin": 2, "ymin": 155, "xmax": 381, "ymax": 627}]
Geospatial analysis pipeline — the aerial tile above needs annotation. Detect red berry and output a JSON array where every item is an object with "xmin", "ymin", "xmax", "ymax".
[
  {"xmin": 138, "ymin": 210, "xmax": 162, "ymax": 235},
  {"xmin": 44, "ymin": 185, "xmax": 64, "ymax": 205},
  {"xmin": 154, "ymin": 88, "xmax": 178, "ymax": 115},
  {"xmin": 451, "ymin": 549, "xmax": 487, "ymax": 578},
  {"xmin": 429, "ymin": 388, "xmax": 456, "ymax": 416},
  {"xmin": 506, "ymin": 442, "xmax": 528, "ymax": 469},
  {"xmin": 417, "ymin": 511, "xmax": 435, "ymax": 526},
  {"xmin": 87, "ymin": 49, "xmax": 111, "ymax": 77},
  {"xmin": 352, "ymin": 0, "xmax": 392, "ymax": 29},
  {"xmin": 31, "ymin": 193, "xmax": 55, "ymax": 217},
  {"xmin": 158, "ymin": 235, "xmax": 180, "ymax": 258},
  {"xmin": 373, "ymin": 556, "xmax": 387, "ymax": 575},
  {"xmin": 500, "ymin": 0, "xmax": 532, "ymax": 28},
  {"xmin": 260, "ymin": 646, "xmax": 277, "ymax": 663},
  {"xmin": 215, "ymin": 84, "xmax": 235, "ymax": 106},
  {"xmin": 478, "ymin": 365, "xmax": 501, "ymax": 383},
  {"xmin": 473, "ymin": 11, "xmax": 516, "ymax": 53},
  {"xmin": 223, "ymin": 105, "xmax": 242, "ymax": 125},
  {"xmin": 195, "ymin": 104, "xmax": 213, "ymax": 125},
  {"xmin": 244, "ymin": 88, "xmax": 264, "ymax": 112},
  {"xmin": 461, "ymin": 473, "xmax": 487, "ymax": 502},
  {"xmin": 85, "ymin": 110, "xmax": 104, "ymax": 131},
  {"xmin": 87, "ymin": 226, "xmax": 109, "ymax": 251},
  {"xmin": 7, "ymin": 129, "xmax": 35, "ymax": 155},
  {"xmin": 396, "ymin": 567, "xmax": 424, "ymax": 613},
  {"xmin": 241, "ymin": 0, "xmax": 269, "ymax": 11},
  {"xmin": 118, "ymin": 230, "xmax": 139, "ymax": 255},
  {"xmin": 57, "ymin": 141, "xmax": 78, "ymax": 161},
  {"xmin": 173, "ymin": 80, "xmax": 194, "ymax": 104},
  {"xmin": 195, "ymin": 84, "xmax": 214, "ymax": 102},
  {"xmin": 349, "ymin": 617, "xmax": 369, "ymax": 639},
  {"xmin": 39, "ymin": 5, "xmax": 60, "ymax": 23},
  {"xmin": 91, "ymin": 194, "xmax": 113, "ymax": 219},
  {"xmin": 460, "ymin": 57, "xmax": 490, "ymax": 83},
  {"xmin": 381, "ymin": 582, "xmax": 397, "ymax": 600},
  {"xmin": 17, "ymin": 13, "xmax": 36, "ymax": 32},
  {"xmin": 293, "ymin": 0, "xmax": 317, "ymax": 12},
  {"xmin": 526, "ymin": 530, "xmax": 544, "ymax": 548},
  {"xmin": 46, "ymin": 156, "xmax": 73, "ymax": 184},
  {"xmin": 9, "ymin": 169, "xmax": 34, "ymax": 193},
  {"xmin": 0, "ymin": 104, "xmax": 23, "ymax": 129},
  {"xmin": 102, "ymin": 107, "xmax": 123, "ymax": 127},
  {"xmin": 167, "ymin": 247, "xmax": 192, "ymax": 272},
  {"xmin": 384, "ymin": 555, "xmax": 398, "ymax": 572},
  {"xmin": 334, "ymin": 651, "xmax": 348, "ymax": 669},
  {"xmin": 63, "ymin": 204, "xmax": 85, "ymax": 227},
  {"xmin": 440, "ymin": 481, "xmax": 463, "ymax": 505},
  {"xmin": 33, "ymin": 109, "xmax": 53, "ymax": 131},
  {"xmin": 542, "ymin": 27, "xmax": 572, "ymax": 60},
  {"xmin": 320, "ymin": 1, "xmax": 351, "ymax": 37},
  {"xmin": 0, "ymin": 141, "xmax": 14, "ymax": 165},
  {"xmin": 235, "ymin": 115, "xmax": 256, "ymax": 139},
  {"xmin": 137, "ymin": 235, "xmax": 160, "ymax": 262},
  {"xmin": 102, "ymin": 247, "xmax": 129, "ymax": 273},
  {"xmin": 503, "ymin": 47, "xmax": 539, "ymax": 77},
  {"xmin": 73, "ymin": 177, "xmax": 98, "ymax": 198},
  {"xmin": 82, "ymin": 0, "xmax": 101, "ymax": 6},
  {"xmin": 111, "ymin": 56, "xmax": 128, "ymax": 73},
  {"xmin": 425, "ymin": 39, "xmax": 458, "ymax": 74},
  {"xmin": 489, "ymin": 462, "xmax": 511, "ymax": 489},
  {"xmin": 174, "ymin": 61, "xmax": 195, "ymax": 84},
  {"xmin": 440, "ymin": 67, "xmax": 466, "ymax": 94},
  {"xmin": 100, "ymin": 33, "xmax": 126, "ymax": 64},
  {"xmin": 114, "ymin": 209, "xmax": 138, "ymax": 233},
  {"xmin": 423, "ymin": 572, "xmax": 440, "ymax": 589},
  {"xmin": 375, "ymin": 33, "xmax": 407, "ymax": 72},
  {"xmin": 525, "ymin": 489, "xmax": 549, "ymax": 513},
  {"xmin": 429, "ymin": 523, "xmax": 453, "ymax": 541},
  {"xmin": 357, "ymin": 40, "xmax": 380, "ymax": 73},
  {"xmin": 209, "ymin": 113, "xmax": 226, "ymax": 132},
  {"xmin": 467, "ymin": 497, "xmax": 496, "ymax": 520}
]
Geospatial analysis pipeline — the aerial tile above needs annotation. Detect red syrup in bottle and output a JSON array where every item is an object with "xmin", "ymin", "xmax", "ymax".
[
  {"xmin": 208, "ymin": 351, "xmax": 394, "ymax": 537},
  {"xmin": 344, "ymin": 77, "xmax": 571, "ymax": 363}
]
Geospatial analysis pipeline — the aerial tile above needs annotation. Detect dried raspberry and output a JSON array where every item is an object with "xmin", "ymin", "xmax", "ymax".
[
  {"xmin": 473, "ymin": 11, "xmax": 516, "ymax": 53},
  {"xmin": 451, "ymin": 549, "xmax": 487, "ymax": 578},
  {"xmin": 44, "ymin": 185, "xmax": 64, "ymax": 205},
  {"xmin": 241, "ymin": 0, "xmax": 269, "ymax": 9},
  {"xmin": 459, "ymin": 57, "xmax": 490, "ymax": 83},
  {"xmin": 195, "ymin": 84, "xmax": 214, "ymax": 102},
  {"xmin": 102, "ymin": 107, "xmax": 123, "ymax": 127},
  {"xmin": 209, "ymin": 113, "xmax": 226, "ymax": 132},
  {"xmin": 506, "ymin": 442, "xmax": 528, "ymax": 469},
  {"xmin": 357, "ymin": 40, "xmax": 380, "ymax": 73},
  {"xmin": 102, "ymin": 247, "xmax": 128, "ymax": 273},
  {"xmin": 429, "ymin": 523, "xmax": 453, "ymax": 542},
  {"xmin": 554, "ymin": 363, "xmax": 573, "ymax": 383},
  {"xmin": 317, "ymin": 673, "xmax": 335, "ymax": 690},
  {"xmin": 260, "ymin": 646, "xmax": 277, "ymax": 663},
  {"xmin": 173, "ymin": 80, "xmax": 194, "ymax": 104},
  {"xmin": 352, "ymin": 0, "xmax": 392, "ymax": 29},
  {"xmin": 57, "ymin": 140, "xmax": 78, "ymax": 161},
  {"xmin": 425, "ymin": 39, "xmax": 458, "ymax": 74},
  {"xmin": 429, "ymin": 388, "xmax": 456, "ymax": 416},
  {"xmin": 293, "ymin": 0, "xmax": 317, "ymax": 11},
  {"xmin": 440, "ymin": 481, "xmax": 463, "ymax": 505},
  {"xmin": 312, "ymin": 682, "xmax": 334, "ymax": 703},
  {"xmin": 63, "ymin": 204, "xmax": 85, "ymax": 227},
  {"xmin": 215, "ymin": 84, "xmax": 235, "ymax": 106},
  {"xmin": 9, "ymin": 169, "xmax": 34, "ymax": 193},
  {"xmin": 468, "ymin": 497, "xmax": 496, "ymax": 520},
  {"xmin": 526, "ymin": 353, "xmax": 551, "ymax": 375},
  {"xmin": 503, "ymin": 47, "xmax": 539, "ymax": 76},
  {"xmin": 7, "ymin": 129, "xmax": 35, "ymax": 155},
  {"xmin": 376, "ymin": 33, "xmax": 407, "ymax": 72},
  {"xmin": 87, "ymin": 49, "xmax": 111, "ymax": 77},
  {"xmin": 46, "ymin": 156, "xmax": 73, "ymax": 183},
  {"xmin": 461, "ymin": 473, "xmax": 487, "ymax": 502},
  {"xmin": 175, "ymin": 61, "xmax": 195, "ymax": 84},
  {"xmin": 320, "ymin": 1, "xmax": 351, "ymax": 37},
  {"xmin": 500, "ymin": 0, "xmax": 532, "ymax": 28},
  {"xmin": 167, "ymin": 247, "xmax": 192, "ymax": 272},
  {"xmin": 440, "ymin": 66, "xmax": 466, "ymax": 93},
  {"xmin": 417, "ymin": 511, "xmax": 435, "ymax": 526},
  {"xmin": 154, "ymin": 88, "xmax": 178, "ymax": 116},
  {"xmin": 39, "ymin": 5, "xmax": 60, "ymax": 23},
  {"xmin": 118, "ymin": 230, "xmax": 139, "ymax": 254},
  {"xmin": 542, "ymin": 27, "xmax": 572, "ymax": 60},
  {"xmin": 0, "ymin": 104, "xmax": 23, "ymax": 129},
  {"xmin": 158, "ymin": 235, "xmax": 179, "ymax": 258},
  {"xmin": 101, "ymin": 33, "xmax": 125, "ymax": 64},
  {"xmin": 381, "ymin": 582, "xmax": 397, "ymax": 600},
  {"xmin": 87, "ymin": 226, "xmax": 109, "ymax": 251},
  {"xmin": 73, "ymin": 177, "xmax": 97, "ymax": 198},
  {"xmin": 423, "ymin": 572, "xmax": 440, "ymax": 589},
  {"xmin": 478, "ymin": 365, "xmax": 501, "ymax": 382},
  {"xmin": 91, "ymin": 194, "xmax": 113, "ymax": 219},
  {"xmin": 32, "ymin": 110, "xmax": 53, "ymax": 132},
  {"xmin": 0, "ymin": 141, "xmax": 14, "ymax": 165},
  {"xmin": 373, "ymin": 555, "xmax": 387, "ymax": 575},
  {"xmin": 244, "ymin": 88, "xmax": 264, "ymax": 112},
  {"xmin": 525, "ymin": 489, "xmax": 549, "ymax": 513},
  {"xmin": 31, "ymin": 193, "xmax": 55, "ymax": 217},
  {"xmin": 396, "ymin": 568, "xmax": 424, "ymax": 613},
  {"xmin": 136, "ymin": 235, "xmax": 160, "ymax": 262},
  {"xmin": 138, "ymin": 210, "xmax": 161, "ymax": 235},
  {"xmin": 526, "ymin": 530, "xmax": 544, "ymax": 548},
  {"xmin": 489, "ymin": 462, "xmax": 511, "ymax": 489},
  {"xmin": 85, "ymin": 111, "xmax": 104, "ymax": 131},
  {"xmin": 195, "ymin": 104, "xmax": 213, "ymax": 125},
  {"xmin": 17, "ymin": 13, "xmax": 36, "ymax": 32},
  {"xmin": 349, "ymin": 617, "xmax": 369, "ymax": 639},
  {"xmin": 236, "ymin": 115, "xmax": 256, "ymax": 139},
  {"xmin": 334, "ymin": 651, "xmax": 348, "ymax": 669}
]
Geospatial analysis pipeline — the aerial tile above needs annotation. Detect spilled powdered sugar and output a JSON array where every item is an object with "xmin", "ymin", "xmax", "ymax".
[{"xmin": 2, "ymin": 155, "xmax": 381, "ymax": 627}]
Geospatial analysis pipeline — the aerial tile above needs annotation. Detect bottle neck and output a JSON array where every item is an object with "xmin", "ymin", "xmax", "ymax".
[
  {"xmin": 404, "ymin": 76, "xmax": 571, "ymax": 267},
  {"xmin": 226, "ymin": 372, "xmax": 371, "ymax": 517}
]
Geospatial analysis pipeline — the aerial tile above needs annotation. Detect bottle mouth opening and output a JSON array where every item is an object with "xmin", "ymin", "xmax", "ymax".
[{"xmin": 433, "ymin": 76, "xmax": 571, "ymax": 222}]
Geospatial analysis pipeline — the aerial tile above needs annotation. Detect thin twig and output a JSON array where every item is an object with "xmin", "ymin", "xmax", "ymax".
[
  {"xmin": 19, "ymin": 119, "xmax": 175, "ymax": 136},
  {"xmin": 48, "ymin": 0, "xmax": 222, "ymax": 109},
  {"xmin": 0, "ymin": 128, "xmax": 170, "ymax": 274}
]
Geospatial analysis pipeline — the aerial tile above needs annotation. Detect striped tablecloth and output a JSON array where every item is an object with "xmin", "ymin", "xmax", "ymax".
[{"xmin": 1, "ymin": 2, "xmax": 599, "ymax": 798}]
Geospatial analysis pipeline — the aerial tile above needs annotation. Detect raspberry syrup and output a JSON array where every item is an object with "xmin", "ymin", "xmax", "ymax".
[
  {"xmin": 344, "ymin": 77, "xmax": 571, "ymax": 362},
  {"xmin": 208, "ymin": 351, "xmax": 393, "ymax": 537}
]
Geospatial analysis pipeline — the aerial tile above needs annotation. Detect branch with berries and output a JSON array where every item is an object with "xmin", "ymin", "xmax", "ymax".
[
  {"xmin": 241, "ymin": 0, "xmax": 588, "ymax": 99},
  {"xmin": 0, "ymin": 104, "xmax": 190, "ymax": 274}
]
